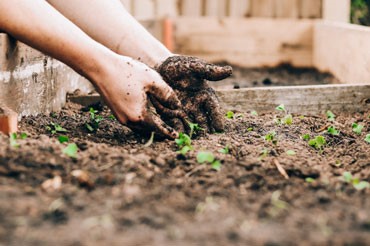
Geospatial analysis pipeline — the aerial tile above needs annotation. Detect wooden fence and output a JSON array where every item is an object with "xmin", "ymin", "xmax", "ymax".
[{"xmin": 120, "ymin": 0, "xmax": 324, "ymax": 19}]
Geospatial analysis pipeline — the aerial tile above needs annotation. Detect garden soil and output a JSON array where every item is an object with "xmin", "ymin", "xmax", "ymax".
[{"xmin": 0, "ymin": 101, "xmax": 369, "ymax": 246}]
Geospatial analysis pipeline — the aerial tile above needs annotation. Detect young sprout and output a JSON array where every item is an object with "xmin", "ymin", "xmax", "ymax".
[
  {"xmin": 352, "ymin": 123, "xmax": 364, "ymax": 135},
  {"xmin": 305, "ymin": 177, "xmax": 315, "ymax": 183},
  {"xmin": 63, "ymin": 143, "xmax": 78, "ymax": 159},
  {"xmin": 264, "ymin": 131, "xmax": 278, "ymax": 145},
  {"xmin": 327, "ymin": 126, "xmax": 340, "ymax": 136},
  {"xmin": 326, "ymin": 110, "xmax": 335, "ymax": 121},
  {"xmin": 247, "ymin": 127, "xmax": 254, "ymax": 132},
  {"xmin": 251, "ymin": 110, "xmax": 258, "ymax": 116},
  {"xmin": 302, "ymin": 134, "xmax": 311, "ymax": 141},
  {"xmin": 196, "ymin": 151, "xmax": 222, "ymax": 171},
  {"xmin": 365, "ymin": 134, "xmax": 370, "ymax": 144},
  {"xmin": 341, "ymin": 172, "xmax": 370, "ymax": 191},
  {"xmin": 144, "ymin": 132, "xmax": 155, "ymax": 148},
  {"xmin": 86, "ymin": 107, "xmax": 104, "ymax": 132},
  {"xmin": 47, "ymin": 122, "xmax": 68, "ymax": 135},
  {"xmin": 58, "ymin": 135, "xmax": 69, "ymax": 144},
  {"xmin": 188, "ymin": 122, "xmax": 203, "ymax": 139},
  {"xmin": 259, "ymin": 148, "xmax": 269, "ymax": 160},
  {"xmin": 219, "ymin": 145, "xmax": 230, "ymax": 154},
  {"xmin": 175, "ymin": 133, "xmax": 193, "ymax": 156},
  {"xmin": 9, "ymin": 132, "xmax": 28, "ymax": 148},
  {"xmin": 275, "ymin": 104, "xmax": 293, "ymax": 125},
  {"xmin": 282, "ymin": 114, "xmax": 293, "ymax": 125},
  {"xmin": 226, "ymin": 111, "xmax": 235, "ymax": 119},
  {"xmin": 286, "ymin": 150, "xmax": 296, "ymax": 156},
  {"xmin": 276, "ymin": 104, "xmax": 286, "ymax": 112},
  {"xmin": 308, "ymin": 135, "xmax": 326, "ymax": 150},
  {"xmin": 108, "ymin": 114, "xmax": 116, "ymax": 121}
]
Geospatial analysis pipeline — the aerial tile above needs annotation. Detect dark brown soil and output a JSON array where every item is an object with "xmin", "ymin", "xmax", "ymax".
[
  {"xmin": 0, "ymin": 101, "xmax": 369, "ymax": 246},
  {"xmin": 212, "ymin": 64, "xmax": 340, "ymax": 89}
]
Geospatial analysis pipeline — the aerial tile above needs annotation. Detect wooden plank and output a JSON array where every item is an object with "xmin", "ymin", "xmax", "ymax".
[
  {"xmin": 299, "ymin": 0, "xmax": 322, "ymax": 19},
  {"xmin": 132, "ymin": 0, "xmax": 156, "ymax": 20},
  {"xmin": 322, "ymin": 0, "xmax": 350, "ymax": 22},
  {"xmin": 155, "ymin": 0, "xmax": 178, "ymax": 18},
  {"xmin": 0, "ymin": 105, "xmax": 18, "ymax": 134},
  {"xmin": 228, "ymin": 0, "xmax": 251, "ymax": 17},
  {"xmin": 68, "ymin": 85, "xmax": 370, "ymax": 115},
  {"xmin": 174, "ymin": 18, "xmax": 314, "ymax": 67},
  {"xmin": 275, "ymin": 0, "xmax": 299, "ymax": 18},
  {"xmin": 251, "ymin": 0, "xmax": 275, "ymax": 17},
  {"xmin": 204, "ymin": 0, "xmax": 227, "ymax": 17},
  {"xmin": 181, "ymin": 0, "xmax": 203, "ymax": 16},
  {"xmin": 217, "ymin": 85, "xmax": 370, "ymax": 114},
  {"xmin": 314, "ymin": 21, "xmax": 370, "ymax": 84}
]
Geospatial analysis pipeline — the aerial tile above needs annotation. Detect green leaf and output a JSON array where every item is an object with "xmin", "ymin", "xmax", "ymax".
[
  {"xmin": 63, "ymin": 143, "xmax": 78, "ymax": 159},
  {"xmin": 276, "ymin": 104, "xmax": 286, "ymax": 112},
  {"xmin": 178, "ymin": 145, "xmax": 192, "ymax": 156},
  {"xmin": 305, "ymin": 177, "xmax": 315, "ymax": 183},
  {"xmin": 175, "ymin": 133, "xmax": 192, "ymax": 147},
  {"xmin": 48, "ymin": 122, "xmax": 67, "ymax": 134},
  {"xmin": 58, "ymin": 135, "xmax": 69, "ymax": 144},
  {"xmin": 327, "ymin": 126, "xmax": 340, "ymax": 136},
  {"xmin": 20, "ymin": 133, "xmax": 28, "ymax": 140},
  {"xmin": 264, "ymin": 131, "xmax": 277, "ymax": 144},
  {"xmin": 219, "ymin": 146, "xmax": 229, "ymax": 154},
  {"xmin": 282, "ymin": 114, "xmax": 293, "ymax": 125},
  {"xmin": 286, "ymin": 150, "xmax": 296, "ymax": 156},
  {"xmin": 247, "ymin": 127, "xmax": 254, "ymax": 132},
  {"xmin": 188, "ymin": 122, "xmax": 204, "ymax": 138},
  {"xmin": 85, "ymin": 123, "xmax": 94, "ymax": 132},
  {"xmin": 108, "ymin": 115, "xmax": 116, "ymax": 120},
  {"xmin": 352, "ymin": 123, "xmax": 364, "ymax": 135},
  {"xmin": 259, "ymin": 148, "xmax": 269, "ymax": 159},
  {"xmin": 251, "ymin": 110, "xmax": 258, "ymax": 116},
  {"xmin": 197, "ymin": 151, "xmax": 215, "ymax": 164},
  {"xmin": 226, "ymin": 111, "xmax": 235, "ymax": 119},
  {"xmin": 309, "ymin": 136, "xmax": 326, "ymax": 150},
  {"xmin": 9, "ymin": 133, "xmax": 20, "ymax": 148},
  {"xmin": 211, "ymin": 160, "xmax": 222, "ymax": 171},
  {"xmin": 302, "ymin": 134, "xmax": 310, "ymax": 141},
  {"xmin": 353, "ymin": 181, "xmax": 370, "ymax": 190},
  {"xmin": 365, "ymin": 134, "xmax": 370, "ymax": 144},
  {"xmin": 342, "ymin": 172, "xmax": 353, "ymax": 183},
  {"xmin": 326, "ymin": 110, "xmax": 335, "ymax": 121}
]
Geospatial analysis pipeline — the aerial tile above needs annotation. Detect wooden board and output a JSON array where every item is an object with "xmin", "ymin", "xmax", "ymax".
[
  {"xmin": 275, "ymin": 0, "xmax": 299, "ymax": 18},
  {"xmin": 322, "ymin": 0, "xmax": 350, "ymax": 22},
  {"xmin": 204, "ymin": 0, "xmax": 227, "ymax": 17},
  {"xmin": 68, "ymin": 85, "xmax": 370, "ymax": 115},
  {"xmin": 132, "ymin": 0, "xmax": 156, "ymax": 20},
  {"xmin": 155, "ymin": 0, "xmax": 178, "ymax": 18},
  {"xmin": 314, "ymin": 21, "xmax": 370, "ymax": 84},
  {"xmin": 181, "ymin": 0, "xmax": 203, "ymax": 16},
  {"xmin": 217, "ymin": 84, "xmax": 370, "ymax": 114},
  {"xmin": 174, "ymin": 18, "xmax": 314, "ymax": 67},
  {"xmin": 251, "ymin": 0, "xmax": 275, "ymax": 17},
  {"xmin": 228, "ymin": 0, "xmax": 251, "ymax": 17},
  {"xmin": 299, "ymin": 0, "xmax": 322, "ymax": 18}
]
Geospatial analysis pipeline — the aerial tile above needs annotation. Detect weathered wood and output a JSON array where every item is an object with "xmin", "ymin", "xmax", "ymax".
[
  {"xmin": 251, "ymin": 0, "xmax": 275, "ymax": 17},
  {"xmin": 132, "ymin": 0, "xmax": 156, "ymax": 20},
  {"xmin": 155, "ymin": 0, "xmax": 178, "ymax": 18},
  {"xmin": 228, "ymin": 0, "xmax": 251, "ymax": 17},
  {"xmin": 68, "ymin": 85, "xmax": 370, "ymax": 115},
  {"xmin": 181, "ymin": 0, "xmax": 203, "ymax": 16},
  {"xmin": 204, "ymin": 0, "xmax": 227, "ymax": 17},
  {"xmin": 322, "ymin": 0, "xmax": 350, "ymax": 22},
  {"xmin": 275, "ymin": 0, "xmax": 299, "ymax": 18},
  {"xmin": 314, "ymin": 21, "xmax": 370, "ymax": 84},
  {"xmin": 299, "ymin": 0, "xmax": 322, "ymax": 18},
  {"xmin": 0, "ymin": 105, "xmax": 18, "ymax": 134},
  {"xmin": 217, "ymin": 84, "xmax": 370, "ymax": 114},
  {"xmin": 174, "ymin": 18, "xmax": 314, "ymax": 67}
]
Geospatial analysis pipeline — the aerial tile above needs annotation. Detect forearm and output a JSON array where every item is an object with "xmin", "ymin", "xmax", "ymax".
[
  {"xmin": 46, "ymin": 0, "xmax": 172, "ymax": 67},
  {"xmin": 0, "ymin": 0, "xmax": 112, "ymax": 83}
]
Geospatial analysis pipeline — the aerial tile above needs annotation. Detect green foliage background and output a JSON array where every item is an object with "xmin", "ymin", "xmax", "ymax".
[{"xmin": 351, "ymin": 0, "xmax": 370, "ymax": 25}]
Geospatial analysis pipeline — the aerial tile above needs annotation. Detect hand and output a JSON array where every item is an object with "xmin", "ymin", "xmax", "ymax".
[
  {"xmin": 94, "ymin": 55, "xmax": 185, "ymax": 139},
  {"xmin": 156, "ymin": 56, "xmax": 232, "ymax": 133}
]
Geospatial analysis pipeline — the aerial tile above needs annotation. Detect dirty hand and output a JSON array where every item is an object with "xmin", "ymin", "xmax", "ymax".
[
  {"xmin": 94, "ymin": 55, "xmax": 185, "ymax": 139},
  {"xmin": 156, "ymin": 56, "xmax": 233, "ymax": 133}
]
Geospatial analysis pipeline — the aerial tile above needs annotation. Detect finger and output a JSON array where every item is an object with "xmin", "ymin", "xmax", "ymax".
[
  {"xmin": 168, "ymin": 118, "xmax": 186, "ymax": 133},
  {"xmin": 202, "ymin": 88, "xmax": 225, "ymax": 132},
  {"xmin": 200, "ymin": 64, "xmax": 233, "ymax": 81},
  {"xmin": 143, "ymin": 111, "xmax": 179, "ymax": 139},
  {"xmin": 149, "ymin": 95, "xmax": 187, "ymax": 119},
  {"xmin": 148, "ymin": 79, "xmax": 182, "ymax": 110}
]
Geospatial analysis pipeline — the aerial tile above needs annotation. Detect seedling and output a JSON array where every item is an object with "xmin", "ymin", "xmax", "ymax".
[
  {"xmin": 352, "ymin": 123, "xmax": 364, "ymax": 135},
  {"xmin": 305, "ymin": 177, "xmax": 315, "ymax": 183},
  {"xmin": 365, "ymin": 134, "xmax": 370, "ymax": 144},
  {"xmin": 264, "ymin": 131, "xmax": 278, "ymax": 145},
  {"xmin": 9, "ymin": 132, "xmax": 27, "ymax": 148},
  {"xmin": 175, "ymin": 133, "xmax": 193, "ymax": 156},
  {"xmin": 341, "ymin": 172, "xmax": 370, "ymax": 190},
  {"xmin": 188, "ymin": 122, "xmax": 203, "ymax": 139},
  {"xmin": 58, "ymin": 135, "xmax": 69, "ymax": 144},
  {"xmin": 226, "ymin": 111, "xmax": 235, "ymax": 119},
  {"xmin": 276, "ymin": 104, "xmax": 286, "ymax": 112},
  {"xmin": 143, "ymin": 132, "xmax": 155, "ymax": 147},
  {"xmin": 47, "ymin": 122, "xmax": 67, "ymax": 135},
  {"xmin": 63, "ymin": 143, "xmax": 78, "ymax": 159},
  {"xmin": 326, "ymin": 110, "xmax": 336, "ymax": 121},
  {"xmin": 286, "ymin": 150, "xmax": 296, "ymax": 156},
  {"xmin": 275, "ymin": 104, "xmax": 293, "ymax": 125},
  {"xmin": 302, "ymin": 134, "xmax": 311, "ymax": 141},
  {"xmin": 219, "ymin": 145, "xmax": 230, "ymax": 154},
  {"xmin": 259, "ymin": 148, "xmax": 269, "ymax": 160},
  {"xmin": 86, "ymin": 107, "xmax": 104, "ymax": 132},
  {"xmin": 251, "ymin": 110, "xmax": 258, "ymax": 116},
  {"xmin": 108, "ymin": 115, "xmax": 116, "ymax": 121},
  {"xmin": 308, "ymin": 135, "xmax": 326, "ymax": 150},
  {"xmin": 327, "ymin": 126, "xmax": 340, "ymax": 136},
  {"xmin": 196, "ymin": 151, "xmax": 222, "ymax": 171},
  {"xmin": 247, "ymin": 127, "xmax": 254, "ymax": 132}
]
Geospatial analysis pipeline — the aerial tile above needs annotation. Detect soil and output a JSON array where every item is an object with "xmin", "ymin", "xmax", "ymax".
[
  {"xmin": 212, "ymin": 64, "xmax": 340, "ymax": 89},
  {"xmin": 0, "ymin": 101, "xmax": 369, "ymax": 246}
]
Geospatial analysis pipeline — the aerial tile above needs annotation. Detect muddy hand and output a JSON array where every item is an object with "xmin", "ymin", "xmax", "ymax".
[{"xmin": 156, "ymin": 56, "xmax": 233, "ymax": 133}]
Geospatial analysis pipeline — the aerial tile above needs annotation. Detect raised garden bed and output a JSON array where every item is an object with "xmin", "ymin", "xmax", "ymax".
[{"xmin": 0, "ymin": 99, "xmax": 369, "ymax": 245}]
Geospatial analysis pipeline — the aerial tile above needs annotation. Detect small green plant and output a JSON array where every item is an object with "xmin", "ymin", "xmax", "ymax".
[
  {"xmin": 219, "ymin": 145, "xmax": 230, "ymax": 154},
  {"xmin": 188, "ymin": 122, "xmax": 203, "ymax": 139},
  {"xmin": 9, "ymin": 132, "xmax": 27, "ymax": 148},
  {"xmin": 47, "ymin": 122, "xmax": 67, "ymax": 135},
  {"xmin": 352, "ymin": 123, "xmax": 364, "ymax": 135},
  {"xmin": 302, "ymin": 134, "xmax": 311, "ymax": 141},
  {"xmin": 275, "ymin": 104, "xmax": 293, "ymax": 125},
  {"xmin": 305, "ymin": 177, "xmax": 315, "ymax": 183},
  {"xmin": 365, "ymin": 134, "xmax": 370, "ymax": 144},
  {"xmin": 175, "ymin": 133, "xmax": 193, "ymax": 156},
  {"xmin": 327, "ymin": 126, "xmax": 340, "ymax": 136},
  {"xmin": 276, "ymin": 104, "xmax": 286, "ymax": 112},
  {"xmin": 264, "ymin": 131, "xmax": 278, "ymax": 145},
  {"xmin": 247, "ymin": 127, "xmax": 254, "ymax": 132},
  {"xmin": 226, "ymin": 111, "xmax": 235, "ymax": 119},
  {"xmin": 63, "ymin": 143, "xmax": 78, "ymax": 159},
  {"xmin": 326, "ymin": 110, "xmax": 336, "ymax": 121},
  {"xmin": 196, "ymin": 151, "xmax": 222, "ymax": 171},
  {"xmin": 259, "ymin": 148, "xmax": 269, "ymax": 160},
  {"xmin": 251, "ymin": 110, "xmax": 258, "ymax": 116},
  {"xmin": 308, "ymin": 135, "xmax": 327, "ymax": 150},
  {"xmin": 58, "ymin": 135, "xmax": 69, "ymax": 144},
  {"xmin": 108, "ymin": 114, "xmax": 116, "ymax": 120},
  {"xmin": 341, "ymin": 172, "xmax": 370, "ymax": 191},
  {"xmin": 86, "ymin": 107, "xmax": 104, "ymax": 132},
  {"xmin": 286, "ymin": 150, "xmax": 296, "ymax": 156}
]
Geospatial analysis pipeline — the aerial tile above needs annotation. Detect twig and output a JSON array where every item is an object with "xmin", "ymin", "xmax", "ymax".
[{"xmin": 272, "ymin": 159, "xmax": 289, "ymax": 180}]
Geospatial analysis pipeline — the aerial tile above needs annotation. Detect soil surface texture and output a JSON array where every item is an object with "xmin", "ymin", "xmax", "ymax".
[
  {"xmin": 212, "ymin": 64, "xmax": 340, "ymax": 89},
  {"xmin": 0, "ymin": 102, "xmax": 369, "ymax": 246}
]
